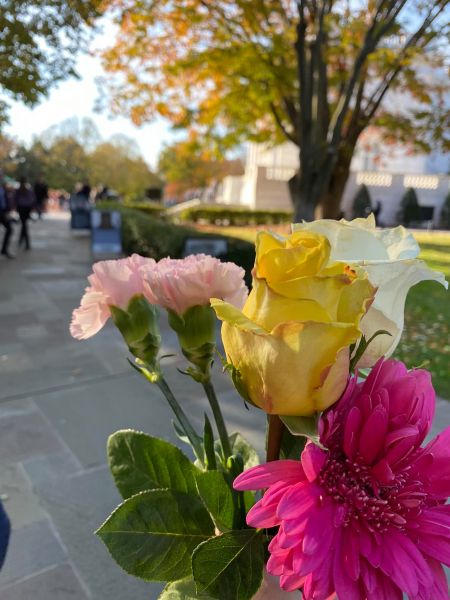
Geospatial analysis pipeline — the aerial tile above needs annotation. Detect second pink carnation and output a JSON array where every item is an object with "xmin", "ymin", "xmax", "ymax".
[{"xmin": 141, "ymin": 253, "xmax": 248, "ymax": 315}]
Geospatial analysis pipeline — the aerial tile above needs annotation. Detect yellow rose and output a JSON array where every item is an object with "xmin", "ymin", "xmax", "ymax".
[
  {"xmin": 211, "ymin": 231, "xmax": 375, "ymax": 416},
  {"xmin": 293, "ymin": 215, "xmax": 448, "ymax": 365}
]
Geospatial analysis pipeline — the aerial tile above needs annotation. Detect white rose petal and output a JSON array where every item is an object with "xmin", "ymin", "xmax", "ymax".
[{"xmin": 358, "ymin": 259, "xmax": 447, "ymax": 366}]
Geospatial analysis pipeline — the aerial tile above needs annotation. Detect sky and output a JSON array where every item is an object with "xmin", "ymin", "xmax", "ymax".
[{"xmin": 4, "ymin": 24, "xmax": 175, "ymax": 169}]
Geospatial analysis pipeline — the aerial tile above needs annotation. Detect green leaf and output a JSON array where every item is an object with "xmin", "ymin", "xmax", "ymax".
[
  {"xmin": 279, "ymin": 414, "xmax": 321, "ymax": 446},
  {"xmin": 195, "ymin": 471, "xmax": 235, "ymax": 532},
  {"xmin": 192, "ymin": 529, "xmax": 264, "ymax": 600},
  {"xmin": 160, "ymin": 578, "xmax": 215, "ymax": 599},
  {"xmin": 107, "ymin": 430, "xmax": 202, "ymax": 499},
  {"xmin": 97, "ymin": 489, "xmax": 214, "ymax": 582},
  {"xmin": 228, "ymin": 433, "xmax": 260, "ymax": 469},
  {"xmin": 279, "ymin": 428, "xmax": 307, "ymax": 460},
  {"xmin": 242, "ymin": 490, "xmax": 255, "ymax": 514}
]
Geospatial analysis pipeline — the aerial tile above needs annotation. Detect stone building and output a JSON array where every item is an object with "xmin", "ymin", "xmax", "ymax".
[{"xmin": 216, "ymin": 130, "xmax": 449, "ymax": 226}]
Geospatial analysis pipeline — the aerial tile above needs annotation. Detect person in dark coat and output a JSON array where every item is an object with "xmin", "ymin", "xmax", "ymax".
[
  {"xmin": 14, "ymin": 176, "xmax": 35, "ymax": 251},
  {"xmin": 0, "ymin": 170, "xmax": 13, "ymax": 259},
  {"xmin": 34, "ymin": 176, "xmax": 49, "ymax": 219},
  {"xmin": 0, "ymin": 499, "xmax": 10, "ymax": 570}
]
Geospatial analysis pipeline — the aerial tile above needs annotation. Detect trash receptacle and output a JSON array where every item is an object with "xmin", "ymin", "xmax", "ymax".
[
  {"xmin": 91, "ymin": 210, "xmax": 122, "ymax": 258},
  {"xmin": 70, "ymin": 196, "xmax": 91, "ymax": 230}
]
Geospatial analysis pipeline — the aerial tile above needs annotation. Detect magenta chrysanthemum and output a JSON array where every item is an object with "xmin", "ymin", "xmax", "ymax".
[{"xmin": 234, "ymin": 359, "xmax": 450, "ymax": 600}]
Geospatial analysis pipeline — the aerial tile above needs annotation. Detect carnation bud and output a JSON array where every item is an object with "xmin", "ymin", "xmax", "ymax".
[
  {"xmin": 109, "ymin": 294, "xmax": 161, "ymax": 368},
  {"xmin": 167, "ymin": 304, "xmax": 217, "ymax": 379}
]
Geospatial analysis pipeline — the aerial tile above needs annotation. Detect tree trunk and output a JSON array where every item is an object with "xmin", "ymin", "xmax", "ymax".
[
  {"xmin": 288, "ymin": 172, "xmax": 315, "ymax": 221},
  {"xmin": 315, "ymin": 159, "xmax": 352, "ymax": 219},
  {"xmin": 290, "ymin": 150, "xmax": 353, "ymax": 222}
]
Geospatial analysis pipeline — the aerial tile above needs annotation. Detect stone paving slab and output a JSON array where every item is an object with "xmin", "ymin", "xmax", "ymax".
[
  {"xmin": 23, "ymin": 451, "xmax": 82, "ymax": 486},
  {"xmin": 0, "ymin": 564, "xmax": 89, "ymax": 600},
  {"xmin": 0, "ymin": 463, "xmax": 46, "ymax": 528},
  {"xmin": 30, "ymin": 464, "xmax": 160, "ymax": 599},
  {"xmin": 35, "ymin": 372, "xmax": 177, "ymax": 469},
  {"xmin": 0, "ymin": 405, "xmax": 64, "ymax": 462},
  {"xmin": 0, "ymin": 519, "xmax": 67, "ymax": 587},
  {"xmin": 0, "ymin": 346, "xmax": 111, "ymax": 401}
]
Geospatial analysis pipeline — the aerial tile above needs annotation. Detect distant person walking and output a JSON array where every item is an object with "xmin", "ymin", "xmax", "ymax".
[
  {"xmin": 81, "ymin": 182, "xmax": 91, "ymax": 201},
  {"xmin": 0, "ymin": 170, "xmax": 13, "ymax": 259},
  {"xmin": 95, "ymin": 185, "xmax": 109, "ymax": 202},
  {"xmin": 14, "ymin": 177, "xmax": 35, "ymax": 251},
  {"xmin": 70, "ymin": 183, "xmax": 91, "ymax": 209},
  {"xmin": 34, "ymin": 176, "xmax": 49, "ymax": 219}
]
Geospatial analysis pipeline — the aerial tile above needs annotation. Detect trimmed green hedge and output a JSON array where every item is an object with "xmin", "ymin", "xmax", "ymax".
[
  {"xmin": 124, "ymin": 200, "xmax": 165, "ymax": 217},
  {"xmin": 172, "ymin": 204, "xmax": 293, "ymax": 226},
  {"xmin": 100, "ymin": 203, "xmax": 255, "ymax": 286}
]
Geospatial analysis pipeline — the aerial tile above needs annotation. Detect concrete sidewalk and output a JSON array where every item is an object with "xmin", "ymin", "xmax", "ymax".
[{"xmin": 0, "ymin": 215, "xmax": 449, "ymax": 599}]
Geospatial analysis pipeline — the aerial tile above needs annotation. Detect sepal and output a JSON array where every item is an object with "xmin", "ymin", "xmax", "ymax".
[
  {"xmin": 280, "ymin": 414, "xmax": 322, "ymax": 446},
  {"xmin": 222, "ymin": 361, "xmax": 254, "ymax": 408},
  {"xmin": 168, "ymin": 305, "xmax": 217, "ymax": 378},
  {"xmin": 110, "ymin": 294, "xmax": 161, "ymax": 366},
  {"xmin": 349, "ymin": 328, "xmax": 392, "ymax": 372}
]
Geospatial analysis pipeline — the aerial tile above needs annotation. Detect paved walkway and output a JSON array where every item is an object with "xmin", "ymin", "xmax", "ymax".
[{"xmin": 0, "ymin": 215, "xmax": 448, "ymax": 599}]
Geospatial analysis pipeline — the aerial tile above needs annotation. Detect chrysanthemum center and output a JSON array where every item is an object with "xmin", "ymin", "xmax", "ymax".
[{"xmin": 319, "ymin": 453, "xmax": 426, "ymax": 533}]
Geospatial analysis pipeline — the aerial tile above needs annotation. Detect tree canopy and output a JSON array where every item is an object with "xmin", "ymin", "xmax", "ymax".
[
  {"xmin": 99, "ymin": 0, "xmax": 449, "ymax": 217},
  {"xmin": 158, "ymin": 136, "xmax": 243, "ymax": 201},
  {"xmin": 0, "ymin": 119, "xmax": 160, "ymax": 196},
  {"xmin": 0, "ymin": 0, "xmax": 102, "ymax": 123}
]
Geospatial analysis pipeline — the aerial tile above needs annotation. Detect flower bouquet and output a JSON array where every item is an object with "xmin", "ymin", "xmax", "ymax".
[{"xmin": 71, "ymin": 215, "xmax": 449, "ymax": 600}]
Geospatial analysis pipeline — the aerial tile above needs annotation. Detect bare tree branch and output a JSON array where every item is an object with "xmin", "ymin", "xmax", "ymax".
[
  {"xmin": 269, "ymin": 101, "xmax": 298, "ymax": 143},
  {"xmin": 362, "ymin": 2, "xmax": 448, "ymax": 121},
  {"xmin": 296, "ymin": 0, "xmax": 311, "ymax": 148},
  {"xmin": 327, "ymin": 0, "xmax": 409, "ymax": 151},
  {"xmin": 282, "ymin": 96, "xmax": 300, "ymax": 141}
]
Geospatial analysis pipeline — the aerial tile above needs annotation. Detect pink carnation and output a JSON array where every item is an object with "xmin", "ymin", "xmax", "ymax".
[
  {"xmin": 140, "ymin": 253, "xmax": 248, "ymax": 315},
  {"xmin": 70, "ymin": 254, "xmax": 156, "ymax": 339},
  {"xmin": 234, "ymin": 359, "xmax": 450, "ymax": 600}
]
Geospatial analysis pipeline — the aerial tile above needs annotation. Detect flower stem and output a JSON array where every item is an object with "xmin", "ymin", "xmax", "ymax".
[
  {"xmin": 202, "ymin": 379, "xmax": 232, "ymax": 460},
  {"xmin": 156, "ymin": 376, "xmax": 204, "ymax": 464},
  {"xmin": 266, "ymin": 415, "xmax": 285, "ymax": 462}
]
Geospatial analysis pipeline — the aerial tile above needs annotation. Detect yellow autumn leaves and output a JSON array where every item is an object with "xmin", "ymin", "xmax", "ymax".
[{"xmin": 212, "ymin": 230, "xmax": 375, "ymax": 416}]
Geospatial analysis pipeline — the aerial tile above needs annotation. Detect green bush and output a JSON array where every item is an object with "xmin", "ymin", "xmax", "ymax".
[
  {"xmin": 440, "ymin": 192, "xmax": 450, "ymax": 230},
  {"xmin": 397, "ymin": 188, "xmax": 420, "ymax": 225},
  {"xmin": 351, "ymin": 184, "xmax": 372, "ymax": 219},
  {"xmin": 105, "ymin": 204, "xmax": 255, "ymax": 286},
  {"xmin": 124, "ymin": 200, "xmax": 165, "ymax": 218},
  {"xmin": 123, "ymin": 191, "xmax": 162, "ymax": 204},
  {"xmin": 172, "ymin": 204, "xmax": 292, "ymax": 226}
]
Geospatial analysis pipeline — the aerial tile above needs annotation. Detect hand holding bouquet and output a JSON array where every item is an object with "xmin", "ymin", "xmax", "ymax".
[{"xmin": 71, "ymin": 215, "xmax": 448, "ymax": 600}]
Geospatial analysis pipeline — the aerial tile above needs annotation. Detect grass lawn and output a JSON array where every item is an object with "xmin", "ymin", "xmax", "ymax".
[
  {"xmin": 395, "ymin": 232, "xmax": 450, "ymax": 399},
  {"xmin": 196, "ymin": 225, "xmax": 450, "ymax": 398}
]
